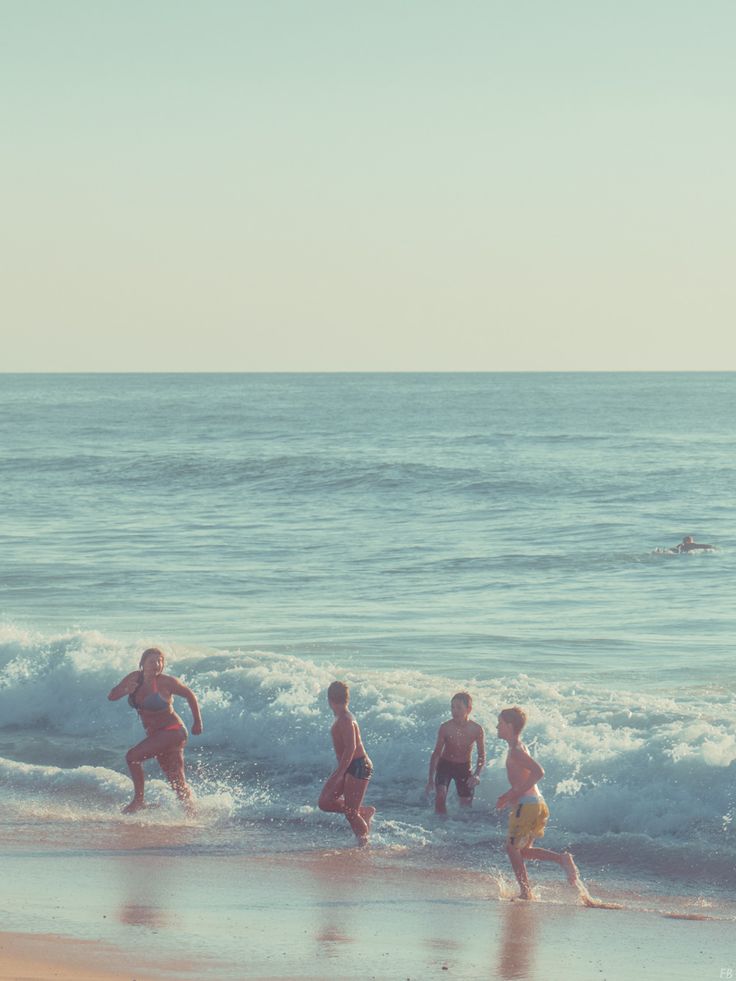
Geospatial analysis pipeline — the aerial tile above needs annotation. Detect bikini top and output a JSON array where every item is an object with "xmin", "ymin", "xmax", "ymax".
[{"xmin": 128, "ymin": 674, "xmax": 170, "ymax": 713}]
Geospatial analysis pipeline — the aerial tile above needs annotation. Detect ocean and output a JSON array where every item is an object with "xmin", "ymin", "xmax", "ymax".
[{"xmin": 1, "ymin": 373, "xmax": 734, "ymax": 913}]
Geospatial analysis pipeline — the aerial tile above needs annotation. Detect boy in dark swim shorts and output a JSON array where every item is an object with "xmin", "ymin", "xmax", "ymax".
[
  {"xmin": 435, "ymin": 758, "xmax": 475, "ymax": 800},
  {"xmin": 426, "ymin": 692, "xmax": 486, "ymax": 815},
  {"xmin": 318, "ymin": 681, "xmax": 376, "ymax": 844}
]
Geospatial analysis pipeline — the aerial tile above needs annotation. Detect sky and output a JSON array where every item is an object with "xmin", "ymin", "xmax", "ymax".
[{"xmin": 2, "ymin": 1, "xmax": 735, "ymax": 371}]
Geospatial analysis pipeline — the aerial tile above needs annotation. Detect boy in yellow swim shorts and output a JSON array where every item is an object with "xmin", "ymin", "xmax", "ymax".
[{"xmin": 496, "ymin": 706, "xmax": 579, "ymax": 900}]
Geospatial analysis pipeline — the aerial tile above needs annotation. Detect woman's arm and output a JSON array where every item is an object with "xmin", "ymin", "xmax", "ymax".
[
  {"xmin": 169, "ymin": 677, "xmax": 203, "ymax": 734},
  {"xmin": 108, "ymin": 672, "xmax": 141, "ymax": 701}
]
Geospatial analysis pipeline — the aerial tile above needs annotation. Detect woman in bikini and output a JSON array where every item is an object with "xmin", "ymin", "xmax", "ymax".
[{"xmin": 108, "ymin": 647, "xmax": 203, "ymax": 814}]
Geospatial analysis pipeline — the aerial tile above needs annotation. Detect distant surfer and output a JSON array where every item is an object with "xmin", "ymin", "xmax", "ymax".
[
  {"xmin": 673, "ymin": 535, "xmax": 715, "ymax": 553},
  {"xmin": 318, "ymin": 681, "xmax": 375, "ymax": 844},
  {"xmin": 108, "ymin": 647, "xmax": 203, "ymax": 815}
]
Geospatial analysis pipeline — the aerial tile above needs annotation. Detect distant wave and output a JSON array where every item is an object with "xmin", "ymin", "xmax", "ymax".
[{"xmin": 0, "ymin": 448, "xmax": 591, "ymax": 499}]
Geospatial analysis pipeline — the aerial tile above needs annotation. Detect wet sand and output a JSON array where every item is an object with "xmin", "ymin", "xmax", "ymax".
[{"xmin": 0, "ymin": 840, "xmax": 733, "ymax": 980}]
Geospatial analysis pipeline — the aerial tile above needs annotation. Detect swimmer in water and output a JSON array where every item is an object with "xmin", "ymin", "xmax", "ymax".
[
  {"xmin": 108, "ymin": 647, "xmax": 203, "ymax": 814},
  {"xmin": 674, "ymin": 536, "xmax": 715, "ymax": 553}
]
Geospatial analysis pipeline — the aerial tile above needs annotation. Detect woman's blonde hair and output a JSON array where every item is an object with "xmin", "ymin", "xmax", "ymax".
[{"xmin": 139, "ymin": 647, "xmax": 165, "ymax": 669}]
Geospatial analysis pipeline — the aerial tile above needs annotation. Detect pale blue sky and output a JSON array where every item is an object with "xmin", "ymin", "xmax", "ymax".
[{"xmin": 3, "ymin": 2, "xmax": 734, "ymax": 370}]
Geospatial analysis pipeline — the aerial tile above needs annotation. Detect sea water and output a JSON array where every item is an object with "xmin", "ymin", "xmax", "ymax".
[{"xmin": 1, "ymin": 373, "xmax": 734, "ymax": 904}]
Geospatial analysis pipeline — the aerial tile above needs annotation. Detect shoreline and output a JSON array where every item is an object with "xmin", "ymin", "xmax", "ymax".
[{"xmin": 1, "ymin": 844, "xmax": 733, "ymax": 981}]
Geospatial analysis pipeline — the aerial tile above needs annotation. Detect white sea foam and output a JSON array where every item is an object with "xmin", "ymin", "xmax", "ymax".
[{"xmin": 2, "ymin": 624, "xmax": 735, "ymax": 877}]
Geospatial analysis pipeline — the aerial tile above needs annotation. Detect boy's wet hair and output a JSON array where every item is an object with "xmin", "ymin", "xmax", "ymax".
[
  {"xmin": 451, "ymin": 691, "xmax": 472, "ymax": 710},
  {"xmin": 327, "ymin": 681, "xmax": 350, "ymax": 705},
  {"xmin": 500, "ymin": 706, "xmax": 527, "ymax": 733}
]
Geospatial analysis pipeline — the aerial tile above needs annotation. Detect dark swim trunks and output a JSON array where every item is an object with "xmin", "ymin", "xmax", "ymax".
[
  {"xmin": 435, "ymin": 758, "xmax": 474, "ymax": 798},
  {"xmin": 346, "ymin": 756, "xmax": 373, "ymax": 780}
]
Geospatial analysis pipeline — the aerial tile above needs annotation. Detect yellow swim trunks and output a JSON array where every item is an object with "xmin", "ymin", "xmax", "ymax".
[{"xmin": 507, "ymin": 798, "xmax": 549, "ymax": 849}]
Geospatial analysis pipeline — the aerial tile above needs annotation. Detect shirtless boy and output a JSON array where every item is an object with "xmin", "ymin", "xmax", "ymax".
[
  {"xmin": 318, "ymin": 681, "xmax": 376, "ymax": 844},
  {"xmin": 426, "ymin": 692, "xmax": 485, "ymax": 814},
  {"xmin": 496, "ymin": 706, "xmax": 578, "ymax": 899}
]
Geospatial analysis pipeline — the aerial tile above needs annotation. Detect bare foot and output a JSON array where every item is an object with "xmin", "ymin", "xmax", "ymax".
[
  {"xmin": 356, "ymin": 835, "xmax": 369, "ymax": 848},
  {"xmin": 561, "ymin": 852, "xmax": 579, "ymax": 885},
  {"xmin": 122, "ymin": 799, "xmax": 145, "ymax": 814},
  {"xmin": 517, "ymin": 888, "xmax": 534, "ymax": 901}
]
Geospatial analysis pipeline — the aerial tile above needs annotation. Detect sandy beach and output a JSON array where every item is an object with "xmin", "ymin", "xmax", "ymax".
[
  {"xmin": 1, "ymin": 833, "xmax": 733, "ymax": 981},
  {"xmin": 0, "ymin": 932, "xmax": 159, "ymax": 981}
]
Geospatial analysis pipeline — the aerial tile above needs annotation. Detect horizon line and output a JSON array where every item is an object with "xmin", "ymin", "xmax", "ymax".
[{"xmin": 2, "ymin": 369, "xmax": 734, "ymax": 376}]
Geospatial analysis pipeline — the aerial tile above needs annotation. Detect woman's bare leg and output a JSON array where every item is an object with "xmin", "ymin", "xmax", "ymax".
[
  {"xmin": 123, "ymin": 730, "xmax": 185, "ymax": 813},
  {"xmin": 123, "ymin": 757, "xmax": 146, "ymax": 813},
  {"xmin": 157, "ymin": 744, "xmax": 194, "ymax": 815}
]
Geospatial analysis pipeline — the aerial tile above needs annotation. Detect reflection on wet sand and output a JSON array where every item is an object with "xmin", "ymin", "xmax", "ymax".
[
  {"xmin": 498, "ymin": 901, "xmax": 539, "ymax": 980},
  {"xmin": 306, "ymin": 851, "xmax": 365, "ymax": 959},
  {"xmin": 118, "ymin": 903, "xmax": 168, "ymax": 928},
  {"xmin": 112, "ymin": 824, "xmax": 187, "ymax": 932},
  {"xmin": 115, "ymin": 856, "xmax": 172, "ymax": 931}
]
